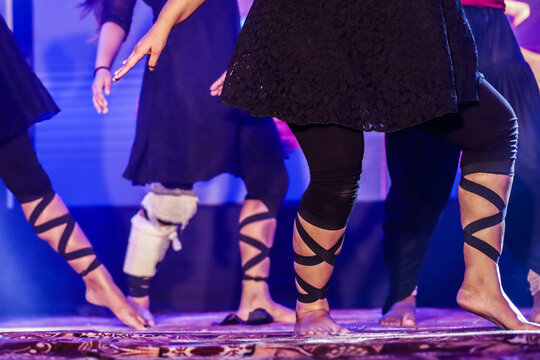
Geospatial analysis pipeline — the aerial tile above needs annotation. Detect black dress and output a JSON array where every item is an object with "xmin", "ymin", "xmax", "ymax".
[
  {"xmin": 221, "ymin": 0, "xmax": 480, "ymax": 132},
  {"xmin": 0, "ymin": 16, "xmax": 59, "ymax": 145},
  {"xmin": 102, "ymin": 0, "xmax": 283, "ymax": 185}
]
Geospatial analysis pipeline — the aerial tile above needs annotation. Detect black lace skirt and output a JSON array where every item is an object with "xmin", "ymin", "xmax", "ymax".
[
  {"xmin": 0, "ymin": 16, "xmax": 59, "ymax": 145},
  {"xmin": 221, "ymin": 0, "xmax": 480, "ymax": 132}
]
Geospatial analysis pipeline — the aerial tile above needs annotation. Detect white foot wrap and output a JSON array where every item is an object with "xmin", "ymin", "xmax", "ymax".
[
  {"xmin": 528, "ymin": 269, "xmax": 540, "ymax": 297},
  {"xmin": 123, "ymin": 212, "xmax": 178, "ymax": 277}
]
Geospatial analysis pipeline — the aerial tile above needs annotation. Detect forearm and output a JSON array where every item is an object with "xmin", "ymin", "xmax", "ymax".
[
  {"xmin": 153, "ymin": 0, "xmax": 207, "ymax": 33},
  {"xmin": 95, "ymin": 22, "xmax": 127, "ymax": 68}
]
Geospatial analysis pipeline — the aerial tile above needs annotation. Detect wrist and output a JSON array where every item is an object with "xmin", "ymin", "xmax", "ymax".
[{"xmin": 93, "ymin": 66, "xmax": 111, "ymax": 78}]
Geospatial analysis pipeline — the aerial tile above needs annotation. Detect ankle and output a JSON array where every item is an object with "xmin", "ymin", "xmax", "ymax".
[
  {"xmin": 129, "ymin": 295, "xmax": 150, "ymax": 307},
  {"xmin": 463, "ymin": 268, "xmax": 499, "ymax": 287},
  {"xmin": 296, "ymin": 299, "xmax": 330, "ymax": 316},
  {"xmin": 241, "ymin": 280, "xmax": 270, "ymax": 298},
  {"xmin": 397, "ymin": 294, "xmax": 416, "ymax": 307}
]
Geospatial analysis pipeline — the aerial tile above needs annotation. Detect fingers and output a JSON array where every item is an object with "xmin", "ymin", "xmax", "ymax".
[
  {"xmin": 210, "ymin": 71, "xmax": 227, "ymax": 97},
  {"xmin": 113, "ymin": 47, "xmax": 147, "ymax": 81},
  {"xmin": 92, "ymin": 83, "xmax": 109, "ymax": 114},
  {"xmin": 147, "ymin": 49, "xmax": 162, "ymax": 72},
  {"xmin": 210, "ymin": 85, "xmax": 223, "ymax": 97},
  {"xmin": 92, "ymin": 96, "xmax": 101, "ymax": 114}
]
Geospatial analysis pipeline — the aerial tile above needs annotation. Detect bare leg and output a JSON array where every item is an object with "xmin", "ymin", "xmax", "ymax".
[
  {"xmin": 379, "ymin": 293, "xmax": 417, "ymax": 327},
  {"xmin": 236, "ymin": 199, "xmax": 295, "ymax": 323},
  {"xmin": 456, "ymin": 173, "xmax": 540, "ymax": 330},
  {"xmin": 21, "ymin": 194, "xmax": 146, "ymax": 330},
  {"xmin": 294, "ymin": 215, "xmax": 349, "ymax": 335}
]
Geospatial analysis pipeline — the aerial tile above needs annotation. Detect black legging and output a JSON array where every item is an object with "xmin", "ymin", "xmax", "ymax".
[
  {"xmin": 289, "ymin": 78, "xmax": 517, "ymax": 231},
  {"xmin": 0, "ymin": 131, "xmax": 53, "ymax": 203}
]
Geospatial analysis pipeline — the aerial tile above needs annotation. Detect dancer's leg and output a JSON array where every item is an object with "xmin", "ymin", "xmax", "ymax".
[
  {"xmin": 0, "ymin": 132, "xmax": 146, "ymax": 329},
  {"xmin": 425, "ymin": 79, "xmax": 540, "ymax": 330},
  {"xmin": 123, "ymin": 183, "xmax": 198, "ymax": 325},
  {"xmin": 233, "ymin": 118, "xmax": 294, "ymax": 324},
  {"xmin": 464, "ymin": 5, "xmax": 540, "ymax": 323},
  {"xmin": 289, "ymin": 124, "xmax": 364, "ymax": 335},
  {"xmin": 381, "ymin": 128, "xmax": 459, "ymax": 326}
]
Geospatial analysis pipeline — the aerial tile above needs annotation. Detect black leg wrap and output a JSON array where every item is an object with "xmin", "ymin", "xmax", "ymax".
[
  {"xmin": 460, "ymin": 177, "xmax": 505, "ymax": 263},
  {"xmin": 239, "ymin": 211, "xmax": 274, "ymax": 281},
  {"xmin": 25, "ymin": 191, "xmax": 101, "ymax": 277},
  {"xmin": 127, "ymin": 275, "xmax": 151, "ymax": 298},
  {"xmin": 295, "ymin": 217, "xmax": 344, "ymax": 303}
]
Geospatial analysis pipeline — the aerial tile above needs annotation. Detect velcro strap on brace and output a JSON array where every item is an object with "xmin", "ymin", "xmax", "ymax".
[{"xmin": 123, "ymin": 212, "xmax": 177, "ymax": 277}]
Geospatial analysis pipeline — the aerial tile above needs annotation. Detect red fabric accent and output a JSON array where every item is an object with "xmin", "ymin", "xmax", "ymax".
[{"xmin": 462, "ymin": 0, "xmax": 506, "ymax": 10}]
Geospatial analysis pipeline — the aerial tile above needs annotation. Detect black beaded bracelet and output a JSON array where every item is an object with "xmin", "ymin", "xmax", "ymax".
[{"xmin": 93, "ymin": 66, "xmax": 110, "ymax": 78}]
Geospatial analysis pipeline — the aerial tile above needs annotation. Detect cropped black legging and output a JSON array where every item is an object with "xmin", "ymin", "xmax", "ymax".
[
  {"xmin": 289, "ymin": 78, "xmax": 518, "ymax": 230},
  {"xmin": 0, "ymin": 131, "xmax": 53, "ymax": 203}
]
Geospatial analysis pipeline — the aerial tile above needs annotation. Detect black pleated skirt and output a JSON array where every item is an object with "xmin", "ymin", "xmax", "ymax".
[{"xmin": 0, "ymin": 16, "xmax": 59, "ymax": 145}]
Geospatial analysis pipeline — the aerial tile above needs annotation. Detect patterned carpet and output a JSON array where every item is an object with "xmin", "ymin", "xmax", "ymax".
[{"xmin": 1, "ymin": 309, "xmax": 540, "ymax": 358}]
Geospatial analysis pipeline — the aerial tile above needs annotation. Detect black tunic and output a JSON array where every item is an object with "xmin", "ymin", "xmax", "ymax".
[
  {"xmin": 221, "ymin": 0, "xmax": 480, "ymax": 132},
  {"xmin": 102, "ymin": 0, "xmax": 283, "ymax": 185},
  {"xmin": 0, "ymin": 16, "xmax": 59, "ymax": 145}
]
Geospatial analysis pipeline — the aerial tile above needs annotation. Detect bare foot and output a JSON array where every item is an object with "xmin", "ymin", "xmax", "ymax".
[
  {"xmin": 237, "ymin": 281, "xmax": 295, "ymax": 323},
  {"xmin": 128, "ymin": 296, "xmax": 156, "ymax": 326},
  {"xmin": 457, "ymin": 281, "xmax": 540, "ymax": 330},
  {"xmin": 295, "ymin": 299, "xmax": 349, "ymax": 336},
  {"xmin": 380, "ymin": 294, "xmax": 416, "ymax": 327},
  {"xmin": 84, "ymin": 266, "xmax": 147, "ymax": 330}
]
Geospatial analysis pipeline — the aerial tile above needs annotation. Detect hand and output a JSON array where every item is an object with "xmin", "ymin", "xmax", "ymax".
[
  {"xmin": 113, "ymin": 25, "xmax": 169, "ymax": 81},
  {"xmin": 505, "ymin": 0, "xmax": 530, "ymax": 28},
  {"xmin": 210, "ymin": 71, "xmax": 226, "ymax": 96},
  {"xmin": 92, "ymin": 68, "xmax": 112, "ymax": 114}
]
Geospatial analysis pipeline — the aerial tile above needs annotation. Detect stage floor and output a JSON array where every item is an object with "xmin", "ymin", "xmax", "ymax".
[{"xmin": 1, "ymin": 308, "xmax": 540, "ymax": 359}]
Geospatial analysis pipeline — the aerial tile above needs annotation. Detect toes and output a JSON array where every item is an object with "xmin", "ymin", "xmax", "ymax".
[
  {"xmin": 138, "ymin": 313, "xmax": 153, "ymax": 327},
  {"xmin": 320, "ymin": 326, "xmax": 333, "ymax": 335},
  {"xmin": 124, "ymin": 315, "xmax": 146, "ymax": 330},
  {"xmin": 380, "ymin": 317, "xmax": 398, "ymax": 327},
  {"xmin": 142, "ymin": 312, "xmax": 155, "ymax": 326},
  {"xmin": 403, "ymin": 316, "xmax": 416, "ymax": 327}
]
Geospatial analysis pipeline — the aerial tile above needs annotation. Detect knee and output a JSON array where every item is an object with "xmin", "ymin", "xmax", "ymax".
[
  {"xmin": 460, "ymin": 80, "xmax": 519, "ymax": 176},
  {"xmin": 300, "ymin": 170, "xmax": 361, "ymax": 230},
  {"xmin": 12, "ymin": 169, "xmax": 53, "ymax": 204},
  {"xmin": 461, "ymin": 118, "xmax": 518, "ymax": 176},
  {"xmin": 142, "ymin": 183, "xmax": 199, "ymax": 228}
]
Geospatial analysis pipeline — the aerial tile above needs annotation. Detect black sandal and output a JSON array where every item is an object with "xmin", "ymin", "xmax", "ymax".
[{"xmin": 26, "ymin": 191, "xmax": 101, "ymax": 277}]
